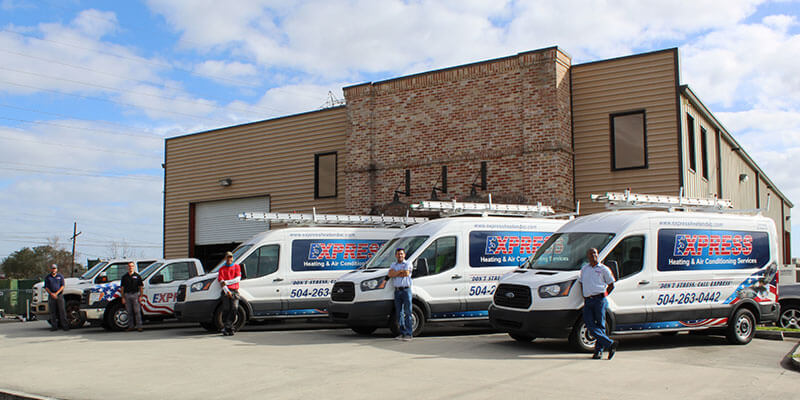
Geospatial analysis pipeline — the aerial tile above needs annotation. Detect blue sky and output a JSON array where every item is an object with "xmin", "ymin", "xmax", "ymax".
[{"xmin": 1, "ymin": 0, "xmax": 799, "ymax": 263}]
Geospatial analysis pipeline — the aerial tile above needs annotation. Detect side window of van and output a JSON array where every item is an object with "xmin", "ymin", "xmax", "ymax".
[
  {"xmin": 153, "ymin": 262, "xmax": 195, "ymax": 284},
  {"xmin": 417, "ymin": 236, "xmax": 457, "ymax": 275},
  {"xmin": 241, "ymin": 245, "xmax": 280, "ymax": 280},
  {"xmin": 604, "ymin": 236, "xmax": 645, "ymax": 279}
]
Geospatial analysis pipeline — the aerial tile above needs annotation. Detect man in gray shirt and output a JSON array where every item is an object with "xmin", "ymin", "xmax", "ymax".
[
  {"xmin": 578, "ymin": 248, "xmax": 617, "ymax": 359},
  {"xmin": 388, "ymin": 248, "xmax": 413, "ymax": 341}
]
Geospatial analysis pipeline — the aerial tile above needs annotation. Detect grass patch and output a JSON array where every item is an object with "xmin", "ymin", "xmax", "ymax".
[{"xmin": 758, "ymin": 326, "xmax": 800, "ymax": 333}]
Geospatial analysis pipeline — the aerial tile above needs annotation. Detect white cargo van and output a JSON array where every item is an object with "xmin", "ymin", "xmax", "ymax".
[
  {"xmin": 489, "ymin": 192, "xmax": 781, "ymax": 351},
  {"xmin": 174, "ymin": 212, "xmax": 415, "ymax": 332},
  {"xmin": 329, "ymin": 201, "xmax": 567, "ymax": 336}
]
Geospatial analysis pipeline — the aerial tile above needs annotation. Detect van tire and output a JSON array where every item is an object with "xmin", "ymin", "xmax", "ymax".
[
  {"xmin": 213, "ymin": 304, "xmax": 247, "ymax": 332},
  {"xmin": 351, "ymin": 326, "xmax": 377, "ymax": 335},
  {"xmin": 104, "ymin": 302, "xmax": 128, "ymax": 331},
  {"xmin": 569, "ymin": 320, "xmax": 596, "ymax": 353},
  {"xmin": 509, "ymin": 333, "xmax": 535, "ymax": 342},
  {"xmin": 726, "ymin": 308, "xmax": 755, "ymax": 345},
  {"xmin": 389, "ymin": 304, "xmax": 425, "ymax": 337},
  {"xmin": 65, "ymin": 299, "xmax": 86, "ymax": 329}
]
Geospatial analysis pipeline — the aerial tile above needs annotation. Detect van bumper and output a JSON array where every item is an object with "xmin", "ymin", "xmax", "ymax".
[
  {"xmin": 489, "ymin": 305, "xmax": 578, "ymax": 338},
  {"xmin": 174, "ymin": 300, "xmax": 217, "ymax": 323},
  {"xmin": 82, "ymin": 308, "xmax": 105, "ymax": 321},
  {"xmin": 328, "ymin": 300, "xmax": 393, "ymax": 327},
  {"xmin": 758, "ymin": 302, "xmax": 780, "ymax": 324}
]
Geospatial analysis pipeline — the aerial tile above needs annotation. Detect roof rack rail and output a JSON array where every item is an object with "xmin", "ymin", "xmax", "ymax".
[
  {"xmin": 410, "ymin": 195, "xmax": 556, "ymax": 217},
  {"xmin": 238, "ymin": 209, "xmax": 427, "ymax": 227},
  {"xmin": 590, "ymin": 188, "xmax": 737, "ymax": 212}
]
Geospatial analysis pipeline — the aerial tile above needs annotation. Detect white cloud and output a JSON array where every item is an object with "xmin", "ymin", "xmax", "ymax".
[{"xmin": 194, "ymin": 60, "xmax": 259, "ymax": 83}]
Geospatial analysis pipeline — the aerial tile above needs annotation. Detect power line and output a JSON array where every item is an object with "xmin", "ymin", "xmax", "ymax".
[
  {"xmin": 0, "ymin": 134, "xmax": 162, "ymax": 159},
  {"xmin": 0, "ymin": 65, "xmax": 289, "ymax": 117},
  {"xmin": 0, "ymin": 116, "xmax": 163, "ymax": 140},
  {"xmin": 0, "ymin": 78, "xmax": 230, "ymax": 123},
  {"xmin": 0, "ymin": 102, "xmax": 164, "ymax": 135},
  {"xmin": 0, "ymin": 163, "xmax": 161, "ymax": 181}
]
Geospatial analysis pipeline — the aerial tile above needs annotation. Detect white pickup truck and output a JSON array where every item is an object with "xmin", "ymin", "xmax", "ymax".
[
  {"xmin": 31, "ymin": 258, "xmax": 157, "ymax": 328},
  {"xmin": 80, "ymin": 258, "xmax": 204, "ymax": 331}
]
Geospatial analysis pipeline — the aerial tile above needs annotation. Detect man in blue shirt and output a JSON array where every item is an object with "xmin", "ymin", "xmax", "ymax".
[
  {"xmin": 388, "ymin": 248, "xmax": 413, "ymax": 341},
  {"xmin": 44, "ymin": 264, "xmax": 68, "ymax": 331},
  {"xmin": 578, "ymin": 248, "xmax": 617, "ymax": 359}
]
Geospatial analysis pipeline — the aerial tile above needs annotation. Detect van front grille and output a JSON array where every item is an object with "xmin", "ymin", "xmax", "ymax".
[
  {"xmin": 331, "ymin": 282, "xmax": 355, "ymax": 302},
  {"xmin": 494, "ymin": 284, "xmax": 532, "ymax": 309}
]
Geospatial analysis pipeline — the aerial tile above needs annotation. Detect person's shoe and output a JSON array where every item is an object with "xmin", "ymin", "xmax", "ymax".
[
  {"xmin": 607, "ymin": 342, "xmax": 618, "ymax": 360},
  {"xmin": 221, "ymin": 330, "xmax": 229, "ymax": 336},
  {"xmin": 394, "ymin": 335, "xmax": 404, "ymax": 340},
  {"xmin": 49, "ymin": 327, "xmax": 58, "ymax": 332},
  {"xmin": 592, "ymin": 351, "xmax": 602, "ymax": 359},
  {"xmin": 402, "ymin": 335, "xmax": 413, "ymax": 342},
  {"xmin": 126, "ymin": 328, "xmax": 134, "ymax": 332},
  {"xmin": 137, "ymin": 328, "xmax": 143, "ymax": 332},
  {"xmin": 62, "ymin": 327, "xmax": 69, "ymax": 332}
]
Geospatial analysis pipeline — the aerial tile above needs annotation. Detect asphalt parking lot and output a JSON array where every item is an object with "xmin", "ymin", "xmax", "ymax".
[{"xmin": 0, "ymin": 320, "xmax": 798, "ymax": 400}]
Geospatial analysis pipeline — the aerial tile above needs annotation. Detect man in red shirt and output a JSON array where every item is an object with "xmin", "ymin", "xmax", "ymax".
[{"xmin": 218, "ymin": 251, "xmax": 242, "ymax": 336}]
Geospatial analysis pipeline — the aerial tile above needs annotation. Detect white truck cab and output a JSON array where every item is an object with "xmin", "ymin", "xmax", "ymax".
[
  {"xmin": 329, "ymin": 200, "xmax": 567, "ymax": 336},
  {"xmin": 174, "ymin": 212, "xmax": 412, "ymax": 332},
  {"xmin": 489, "ymin": 192, "xmax": 781, "ymax": 351},
  {"xmin": 31, "ymin": 258, "xmax": 157, "ymax": 328},
  {"xmin": 80, "ymin": 258, "xmax": 204, "ymax": 330}
]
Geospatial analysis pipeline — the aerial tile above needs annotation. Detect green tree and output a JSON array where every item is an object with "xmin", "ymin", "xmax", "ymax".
[{"xmin": 0, "ymin": 245, "xmax": 82, "ymax": 279}]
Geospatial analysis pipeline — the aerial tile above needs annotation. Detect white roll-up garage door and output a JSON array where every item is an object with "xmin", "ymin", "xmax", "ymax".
[{"xmin": 195, "ymin": 196, "xmax": 269, "ymax": 245}]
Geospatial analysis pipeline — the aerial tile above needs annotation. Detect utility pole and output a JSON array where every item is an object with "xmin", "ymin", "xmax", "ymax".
[{"xmin": 70, "ymin": 222, "xmax": 82, "ymax": 278}]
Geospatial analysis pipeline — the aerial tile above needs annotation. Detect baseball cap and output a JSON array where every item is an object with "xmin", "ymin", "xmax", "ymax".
[{"xmin": 50, "ymin": 264, "xmax": 58, "ymax": 269}]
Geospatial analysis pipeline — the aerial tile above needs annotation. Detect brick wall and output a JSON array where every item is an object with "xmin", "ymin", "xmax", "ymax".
[{"xmin": 343, "ymin": 47, "xmax": 575, "ymax": 214}]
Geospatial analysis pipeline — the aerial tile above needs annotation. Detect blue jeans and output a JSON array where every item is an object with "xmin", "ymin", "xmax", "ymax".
[
  {"xmin": 394, "ymin": 287, "xmax": 413, "ymax": 337},
  {"xmin": 583, "ymin": 296, "xmax": 613, "ymax": 351}
]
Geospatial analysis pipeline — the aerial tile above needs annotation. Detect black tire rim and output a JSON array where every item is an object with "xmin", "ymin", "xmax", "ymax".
[
  {"xmin": 779, "ymin": 308, "xmax": 800, "ymax": 330},
  {"xmin": 113, "ymin": 308, "xmax": 129, "ymax": 330}
]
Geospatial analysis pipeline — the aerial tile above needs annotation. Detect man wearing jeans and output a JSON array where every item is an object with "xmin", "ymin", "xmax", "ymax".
[
  {"xmin": 218, "ymin": 251, "xmax": 242, "ymax": 336},
  {"xmin": 388, "ymin": 248, "xmax": 413, "ymax": 341},
  {"xmin": 44, "ymin": 264, "xmax": 68, "ymax": 331},
  {"xmin": 578, "ymin": 248, "xmax": 617, "ymax": 359},
  {"xmin": 120, "ymin": 261, "xmax": 144, "ymax": 332}
]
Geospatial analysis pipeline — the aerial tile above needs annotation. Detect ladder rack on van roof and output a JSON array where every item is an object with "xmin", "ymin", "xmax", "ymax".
[
  {"xmin": 410, "ymin": 198, "xmax": 557, "ymax": 217},
  {"xmin": 591, "ymin": 189, "xmax": 736, "ymax": 212},
  {"xmin": 238, "ymin": 211, "xmax": 428, "ymax": 227}
]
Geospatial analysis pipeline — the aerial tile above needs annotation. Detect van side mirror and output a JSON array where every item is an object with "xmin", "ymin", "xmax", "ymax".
[
  {"xmin": 413, "ymin": 258, "xmax": 429, "ymax": 278},
  {"xmin": 606, "ymin": 260, "xmax": 620, "ymax": 280},
  {"xmin": 150, "ymin": 274, "xmax": 165, "ymax": 285},
  {"xmin": 95, "ymin": 274, "xmax": 108, "ymax": 284}
]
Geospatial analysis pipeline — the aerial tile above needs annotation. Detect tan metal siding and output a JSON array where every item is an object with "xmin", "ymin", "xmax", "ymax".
[
  {"xmin": 681, "ymin": 97, "xmax": 720, "ymax": 198},
  {"xmin": 572, "ymin": 50, "xmax": 680, "ymax": 214},
  {"xmin": 760, "ymin": 178, "xmax": 784, "ymax": 260},
  {"xmin": 164, "ymin": 107, "xmax": 348, "ymax": 258},
  {"xmin": 718, "ymin": 138, "xmax": 757, "ymax": 209}
]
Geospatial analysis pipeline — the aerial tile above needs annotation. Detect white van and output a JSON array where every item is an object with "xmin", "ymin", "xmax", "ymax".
[
  {"xmin": 174, "ymin": 222, "xmax": 403, "ymax": 332},
  {"xmin": 489, "ymin": 192, "xmax": 781, "ymax": 351},
  {"xmin": 328, "ymin": 215, "xmax": 566, "ymax": 336}
]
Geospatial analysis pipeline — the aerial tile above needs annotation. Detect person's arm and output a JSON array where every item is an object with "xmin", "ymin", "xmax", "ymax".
[
  {"xmin": 605, "ymin": 268, "xmax": 615, "ymax": 295},
  {"xmin": 120, "ymin": 277, "xmax": 126, "ymax": 304},
  {"xmin": 138, "ymin": 275, "xmax": 144, "ymax": 298}
]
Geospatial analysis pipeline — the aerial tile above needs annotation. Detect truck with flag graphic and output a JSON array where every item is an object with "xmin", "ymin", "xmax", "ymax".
[
  {"xmin": 80, "ymin": 258, "xmax": 204, "ymax": 331},
  {"xmin": 489, "ymin": 191, "xmax": 781, "ymax": 352}
]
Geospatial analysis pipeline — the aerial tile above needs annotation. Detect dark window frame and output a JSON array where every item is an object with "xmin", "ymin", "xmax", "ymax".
[
  {"xmin": 700, "ymin": 126, "xmax": 709, "ymax": 180},
  {"xmin": 314, "ymin": 152, "xmax": 338, "ymax": 199},
  {"xmin": 687, "ymin": 114, "xmax": 696, "ymax": 173},
  {"xmin": 610, "ymin": 110, "xmax": 648, "ymax": 171}
]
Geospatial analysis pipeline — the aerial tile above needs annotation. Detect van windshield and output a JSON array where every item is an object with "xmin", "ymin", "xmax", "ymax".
[
  {"xmin": 80, "ymin": 262, "xmax": 108, "ymax": 280},
  {"xmin": 139, "ymin": 262, "xmax": 163, "ymax": 279},
  {"xmin": 211, "ymin": 244, "xmax": 254, "ymax": 273},
  {"xmin": 523, "ymin": 232, "xmax": 615, "ymax": 271},
  {"xmin": 362, "ymin": 236, "xmax": 429, "ymax": 269}
]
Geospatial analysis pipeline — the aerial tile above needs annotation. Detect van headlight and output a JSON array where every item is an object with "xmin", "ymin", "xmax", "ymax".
[
  {"xmin": 360, "ymin": 277, "xmax": 388, "ymax": 291},
  {"xmin": 538, "ymin": 280, "xmax": 575, "ymax": 298},
  {"xmin": 190, "ymin": 278, "xmax": 216, "ymax": 292}
]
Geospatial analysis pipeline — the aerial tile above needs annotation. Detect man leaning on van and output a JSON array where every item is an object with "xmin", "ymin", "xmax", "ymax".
[{"xmin": 578, "ymin": 248, "xmax": 617, "ymax": 360}]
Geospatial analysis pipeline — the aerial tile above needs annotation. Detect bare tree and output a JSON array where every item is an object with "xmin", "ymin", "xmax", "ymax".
[{"xmin": 106, "ymin": 240, "xmax": 143, "ymax": 259}]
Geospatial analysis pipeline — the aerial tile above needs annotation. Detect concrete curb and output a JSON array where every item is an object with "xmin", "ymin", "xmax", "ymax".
[
  {"xmin": 755, "ymin": 329, "xmax": 784, "ymax": 341},
  {"xmin": 0, "ymin": 389, "xmax": 57, "ymax": 400},
  {"xmin": 791, "ymin": 342, "xmax": 800, "ymax": 372}
]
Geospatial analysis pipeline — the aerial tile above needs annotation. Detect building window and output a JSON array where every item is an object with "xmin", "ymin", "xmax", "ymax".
[
  {"xmin": 700, "ymin": 127, "xmax": 709, "ymax": 180},
  {"xmin": 314, "ymin": 152, "xmax": 337, "ymax": 198},
  {"xmin": 610, "ymin": 111, "xmax": 647, "ymax": 170},
  {"xmin": 687, "ymin": 114, "xmax": 696, "ymax": 172}
]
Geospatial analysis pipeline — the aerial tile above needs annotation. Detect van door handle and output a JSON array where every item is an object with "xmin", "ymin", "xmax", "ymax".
[
  {"xmin": 638, "ymin": 280, "xmax": 650, "ymax": 285},
  {"xmin": 273, "ymin": 278, "xmax": 284, "ymax": 282},
  {"xmin": 451, "ymin": 274, "xmax": 462, "ymax": 280}
]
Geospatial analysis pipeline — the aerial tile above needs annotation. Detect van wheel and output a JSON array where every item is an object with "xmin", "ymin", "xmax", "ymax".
[
  {"xmin": 726, "ymin": 308, "xmax": 755, "ymax": 345},
  {"xmin": 351, "ymin": 326, "xmax": 377, "ymax": 335},
  {"xmin": 65, "ymin": 299, "xmax": 86, "ymax": 329},
  {"xmin": 213, "ymin": 304, "xmax": 247, "ymax": 332},
  {"xmin": 390, "ymin": 304, "xmax": 425, "ymax": 337},
  {"xmin": 104, "ymin": 302, "xmax": 128, "ymax": 331},
  {"xmin": 569, "ymin": 320, "xmax": 597, "ymax": 353},
  {"xmin": 778, "ymin": 305, "xmax": 800, "ymax": 329},
  {"xmin": 509, "ymin": 333, "xmax": 535, "ymax": 343}
]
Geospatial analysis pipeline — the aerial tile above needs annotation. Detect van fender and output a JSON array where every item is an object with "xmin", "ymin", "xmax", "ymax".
[
  {"xmin": 728, "ymin": 299, "xmax": 760, "ymax": 322},
  {"xmin": 574, "ymin": 307, "xmax": 617, "ymax": 333},
  {"xmin": 411, "ymin": 295, "xmax": 431, "ymax": 320},
  {"xmin": 237, "ymin": 297, "xmax": 254, "ymax": 320}
]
